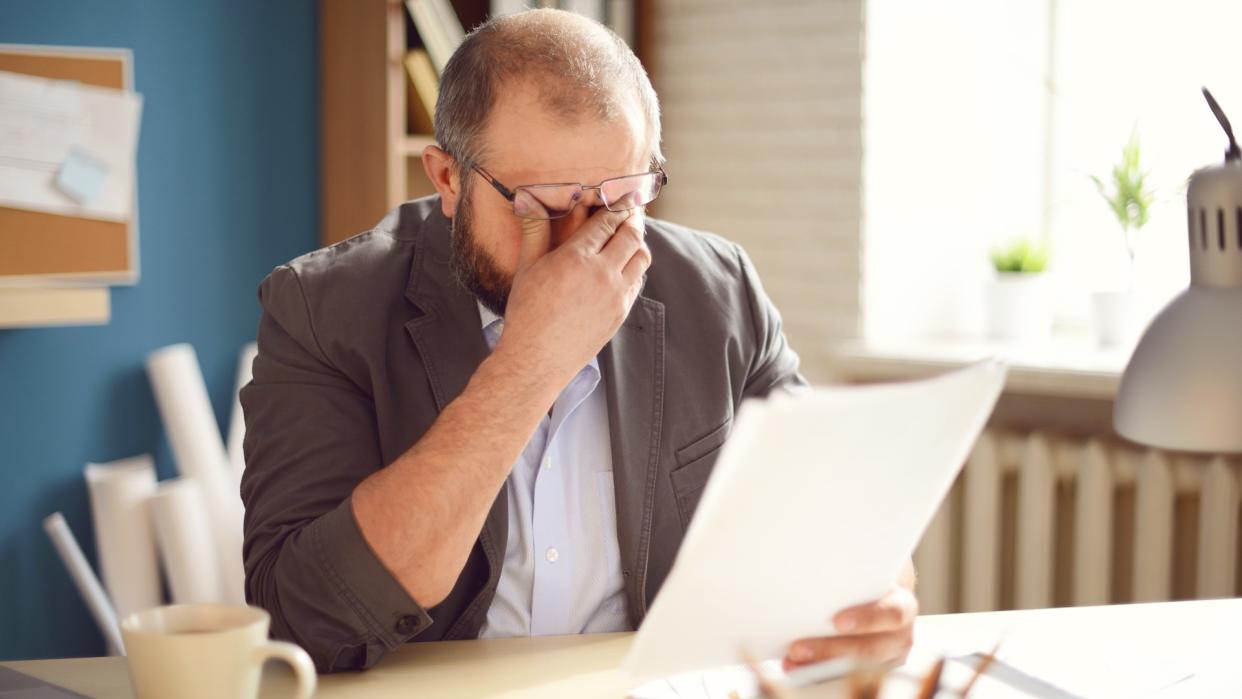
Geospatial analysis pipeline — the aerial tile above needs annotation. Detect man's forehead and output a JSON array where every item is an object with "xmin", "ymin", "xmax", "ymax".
[{"xmin": 479, "ymin": 81, "xmax": 651, "ymax": 182}]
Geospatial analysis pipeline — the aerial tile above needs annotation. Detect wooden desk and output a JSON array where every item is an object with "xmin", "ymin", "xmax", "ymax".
[{"xmin": 6, "ymin": 599, "xmax": 1241, "ymax": 698}]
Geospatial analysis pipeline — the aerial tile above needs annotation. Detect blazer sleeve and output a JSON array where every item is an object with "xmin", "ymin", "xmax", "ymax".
[
  {"xmin": 734, "ymin": 244, "xmax": 809, "ymax": 397},
  {"xmin": 240, "ymin": 265, "xmax": 431, "ymax": 673}
]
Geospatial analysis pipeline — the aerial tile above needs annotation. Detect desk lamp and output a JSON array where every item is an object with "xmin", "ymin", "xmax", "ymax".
[{"xmin": 1114, "ymin": 89, "xmax": 1242, "ymax": 453}]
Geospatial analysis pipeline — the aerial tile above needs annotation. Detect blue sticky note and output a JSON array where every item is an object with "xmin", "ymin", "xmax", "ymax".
[{"xmin": 55, "ymin": 148, "xmax": 110, "ymax": 206}]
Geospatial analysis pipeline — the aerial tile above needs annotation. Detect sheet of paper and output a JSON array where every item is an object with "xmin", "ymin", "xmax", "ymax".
[
  {"xmin": 898, "ymin": 599, "xmax": 1242, "ymax": 699},
  {"xmin": 622, "ymin": 360, "xmax": 1007, "ymax": 682},
  {"xmin": 0, "ymin": 69, "xmax": 141, "ymax": 221}
]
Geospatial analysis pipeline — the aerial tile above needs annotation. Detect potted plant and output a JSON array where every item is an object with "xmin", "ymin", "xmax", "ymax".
[
  {"xmin": 986, "ymin": 237, "xmax": 1052, "ymax": 342},
  {"xmin": 1089, "ymin": 132, "xmax": 1155, "ymax": 346}
]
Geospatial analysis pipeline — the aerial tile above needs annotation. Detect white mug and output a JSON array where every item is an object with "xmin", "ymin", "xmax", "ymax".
[{"xmin": 120, "ymin": 603, "xmax": 316, "ymax": 699}]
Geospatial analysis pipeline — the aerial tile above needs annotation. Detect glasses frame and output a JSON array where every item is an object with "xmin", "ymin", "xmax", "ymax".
[{"xmin": 469, "ymin": 164, "xmax": 668, "ymax": 220}]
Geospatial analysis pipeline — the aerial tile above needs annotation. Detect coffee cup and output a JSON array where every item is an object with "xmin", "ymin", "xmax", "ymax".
[{"xmin": 120, "ymin": 603, "xmax": 316, "ymax": 699}]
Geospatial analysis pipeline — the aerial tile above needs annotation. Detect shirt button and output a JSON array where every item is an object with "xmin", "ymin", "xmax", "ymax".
[
  {"xmin": 394, "ymin": 614, "xmax": 421, "ymax": 635},
  {"xmin": 545, "ymin": 547, "xmax": 560, "ymax": 563},
  {"xmin": 542, "ymin": 456, "xmax": 553, "ymax": 470}
]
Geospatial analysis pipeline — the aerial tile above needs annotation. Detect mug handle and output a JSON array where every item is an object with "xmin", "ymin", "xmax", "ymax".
[{"xmin": 252, "ymin": 640, "xmax": 317, "ymax": 699}]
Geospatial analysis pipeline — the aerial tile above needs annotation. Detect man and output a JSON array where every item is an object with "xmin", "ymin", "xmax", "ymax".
[{"xmin": 241, "ymin": 8, "xmax": 917, "ymax": 674}]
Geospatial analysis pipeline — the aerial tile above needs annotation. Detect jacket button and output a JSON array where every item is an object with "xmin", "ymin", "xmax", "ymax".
[{"xmin": 395, "ymin": 614, "xmax": 421, "ymax": 635}]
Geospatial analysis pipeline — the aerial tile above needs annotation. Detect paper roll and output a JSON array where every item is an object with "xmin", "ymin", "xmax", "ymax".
[
  {"xmin": 148, "ymin": 478, "xmax": 223, "ymax": 604},
  {"xmin": 146, "ymin": 343, "xmax": 245, "ymax": 604},
  {"xmin": 84, "ymin": 455, "xmax": 163, "ymax": 622},
  {"xmin": 43, "ymin": 512, "xmax": 125, "ymax": 655},
  {"xmin": 226, "ymin": 342, "xmax": 258, "ymax": 505}
]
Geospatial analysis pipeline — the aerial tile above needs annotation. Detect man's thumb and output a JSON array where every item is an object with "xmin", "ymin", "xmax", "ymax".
[{"xmin": 517, "ymin": 215, "xmax": 552, "ymax": 271}]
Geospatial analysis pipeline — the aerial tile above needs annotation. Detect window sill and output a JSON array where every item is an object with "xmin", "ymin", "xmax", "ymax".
[{"xmin": 827, "ymin": 337, "xmax": 1134, "ymax": 400}]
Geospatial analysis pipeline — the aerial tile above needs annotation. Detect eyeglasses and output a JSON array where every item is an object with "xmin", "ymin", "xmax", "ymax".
[{"xmin": 470, "ymin": 164, "xmax": 668, "ymax": 220}]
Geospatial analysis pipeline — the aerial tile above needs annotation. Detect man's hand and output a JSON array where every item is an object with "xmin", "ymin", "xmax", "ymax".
[
  {"xmin": 783, "ymin": 585, "xmax": 919, "ymax": 671},
  {"xmin": 495, "ymin": 205, "xmax": 651, "ymax": 386}
]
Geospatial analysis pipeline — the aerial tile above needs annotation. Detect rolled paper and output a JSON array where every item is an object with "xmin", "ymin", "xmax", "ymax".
[
  {"xmin": 83, "ymin": 455, "xmax": 162, "ymax": 622},
  {"xmin": 43, "ymin": 512, "xmax": 126, "ymax": 655},
  {"xmin": 226, "ymin": 342, "xmax": 258, "ymax": 510},
  {"xmin": 148, "ymin": 478, "xmax": 223, "ymax": 604},
  {"xmin": 146, "ymin": 343, "xmax": 245, "ymax": 603}
]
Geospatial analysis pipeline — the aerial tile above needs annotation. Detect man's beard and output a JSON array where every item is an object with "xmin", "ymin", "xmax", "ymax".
[{"xmin": 450, "ymin": 187, "xmax": 512, "ymax": 317}]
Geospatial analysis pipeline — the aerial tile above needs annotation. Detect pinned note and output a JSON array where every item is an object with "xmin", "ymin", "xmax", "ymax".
[{"xmin": 55, "ymin": 147, "xmax": 110, "ymax": 205}]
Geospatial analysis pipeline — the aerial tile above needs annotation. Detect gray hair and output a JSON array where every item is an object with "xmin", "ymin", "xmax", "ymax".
[{"xmin": 434, "ymin": 8, "xmax": 664, "ymax": 173}]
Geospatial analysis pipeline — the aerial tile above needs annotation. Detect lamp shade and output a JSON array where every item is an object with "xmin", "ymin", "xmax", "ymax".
[
  {"xmin": 1114, "ymin": 153, "xmax": 1242, "ymax": 452},
  {"xmin": 1114, "ymin": 285, "xmax": 1242, "ymax": 452}
]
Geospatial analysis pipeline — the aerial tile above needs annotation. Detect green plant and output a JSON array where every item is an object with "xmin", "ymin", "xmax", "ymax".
[
  {"xmin": 1090, "ymin": 132, "xmax": 1155, "ymax": 262},
  {"xmin": 990, "ymin": 238, "xmax": 1050, "ymax": 273}
]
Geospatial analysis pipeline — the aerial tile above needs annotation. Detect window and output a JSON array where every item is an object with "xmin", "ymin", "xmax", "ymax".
[{"xmin": 864, "ymin": 0, "xmax": 1242, "ymax": 344}]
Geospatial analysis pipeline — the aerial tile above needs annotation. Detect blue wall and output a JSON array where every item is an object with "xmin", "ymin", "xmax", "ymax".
[{"xmin": 0, "ymin": 1, "xmax": 318, "ymax": 660}]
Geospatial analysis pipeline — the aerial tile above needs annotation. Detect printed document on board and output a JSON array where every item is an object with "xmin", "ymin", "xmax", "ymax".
[
  {"xmin": 0, "ymin": 69, "xmax": 141, "ymax": 221},
  {"xmin": 622, "ymin": 360, "xmax": 1008, "ymax": 681}
]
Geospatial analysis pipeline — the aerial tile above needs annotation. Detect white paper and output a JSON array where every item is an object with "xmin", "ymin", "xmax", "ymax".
[
  {"xmin": 146, "ymin": 343, "xmax": 245, "ymax": 604},
  {"xmin": 84, "ymin": 455, "xmax": 163, "ymax": 623},
  {"xmin": 148, "ymin": 478, "xmax": 223, "ymax": 604},
  {"xmin": 0, "ymin": 69, "xmax": 141, "ymax": 221},
  {"xmin": 907, "ymin": 600, "xmax": 1231, "ymax": 699},
  {"xmin": 622, "ymin": 360, "xmax": 1007, "ymax": 681},
  {"xmin": 42, "ymin": 512, "xmax": 125, "ymax": 655},
  {"xmin": 226, "ymin": 342, "xmax": 257, "ymax": 506}
]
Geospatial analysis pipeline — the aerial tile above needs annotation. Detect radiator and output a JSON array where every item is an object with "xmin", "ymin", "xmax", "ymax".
[{"xmin": 913, "ymin": 428, "xmax": 1242, "ymax": 614}]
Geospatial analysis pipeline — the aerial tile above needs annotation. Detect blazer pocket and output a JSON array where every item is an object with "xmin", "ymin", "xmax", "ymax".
[{"xmin": 669, "ymin": 418, "xmax": 732, "ymax": 527}]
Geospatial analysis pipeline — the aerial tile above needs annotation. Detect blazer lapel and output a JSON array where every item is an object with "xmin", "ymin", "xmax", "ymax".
[
  {"xmin": 402, "ymin": 210, "xmax": 509, "ymax": 580},
  {"xmin": 599, "ymin": 295, "xmax": 666, "ymax": 627}
]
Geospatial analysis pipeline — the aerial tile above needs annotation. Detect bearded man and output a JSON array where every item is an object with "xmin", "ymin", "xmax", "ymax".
[{"xmin": 240, "ymin": 8, "xmax": 918, "ymax": 674}]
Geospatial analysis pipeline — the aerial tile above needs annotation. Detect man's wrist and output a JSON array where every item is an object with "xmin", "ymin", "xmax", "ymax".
[{"xmin": 475, "ymin": 344, "xmax": 569, "ymax": 413}]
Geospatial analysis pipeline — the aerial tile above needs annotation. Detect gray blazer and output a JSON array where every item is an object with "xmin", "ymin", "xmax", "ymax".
[{"xmin": 240, "ymin": 196, "xmax": 805, "ymax": 672}]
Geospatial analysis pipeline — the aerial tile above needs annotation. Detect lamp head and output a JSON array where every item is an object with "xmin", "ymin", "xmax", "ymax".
[{"xmin": 1113, "ymin": 89, "xmax": 1242, "ymax": 453}]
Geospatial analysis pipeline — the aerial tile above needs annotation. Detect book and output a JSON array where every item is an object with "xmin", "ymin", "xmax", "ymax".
[
  {"xmin": 405, "ymin": 0, "xmax": 466, "ymax": 74},
  {"xmin": 404, "ymin": 49, "xmax": 439, "ymax": 135}
]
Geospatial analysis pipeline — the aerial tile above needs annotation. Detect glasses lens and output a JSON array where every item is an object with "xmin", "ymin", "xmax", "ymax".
[
  {"xmin": 513, "ymin": 184, "xmax": 584, "ymax": 220},
  {"xmin": 601, "ymin": 172, "xmax": 663, "ymax": 211}
]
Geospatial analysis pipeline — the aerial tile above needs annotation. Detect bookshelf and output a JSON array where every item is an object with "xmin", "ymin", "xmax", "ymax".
[{"xmin": 319, "ymin": 0, "xmax": 650, "ymax": 247}]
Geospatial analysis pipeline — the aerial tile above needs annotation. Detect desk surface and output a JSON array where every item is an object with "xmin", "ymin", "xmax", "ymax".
[{"xmin": 6, "ymin": 598, "xmax": 1241, "ymax": 698}]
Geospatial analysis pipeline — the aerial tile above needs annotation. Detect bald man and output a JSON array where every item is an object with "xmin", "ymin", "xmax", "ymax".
[{"xmin": 241, "ymin": 9, "xmax": 917, "ymax": 674}]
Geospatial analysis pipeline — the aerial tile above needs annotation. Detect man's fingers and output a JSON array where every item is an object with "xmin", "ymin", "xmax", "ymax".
[
  {"xmin": 517, "ymin": 215, "xmax": 552, "ymax": 271},
  {"xmin": 572, "ymin": 208, "xmax": 632, "ymax": 255},
  {"xmin": 601, "ymin": 214, "xmax": 645, "ymax": 267},
  {"xmin": 785, "ymin": 629, "xmax": 913, "ymax": 668},
  {"xmin": 834, "ymin": 588, "xmax": 918, "ymax": 634},
  {"xmin": 620, "ymin": 241, "xmax": 651, "ymax": 289}
]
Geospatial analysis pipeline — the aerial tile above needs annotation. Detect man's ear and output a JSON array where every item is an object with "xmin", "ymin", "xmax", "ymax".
[{"xmin": 422, "ymin": 145, "xmax": 463, "ymax": 218}]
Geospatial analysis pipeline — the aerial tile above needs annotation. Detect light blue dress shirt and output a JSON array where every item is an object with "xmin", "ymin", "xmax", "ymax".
[{"xmin": 476, "ymin": 303, "xmax": 631, "ymax": 638}]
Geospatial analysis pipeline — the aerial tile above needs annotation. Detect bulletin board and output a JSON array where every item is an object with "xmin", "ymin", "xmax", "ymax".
[{"xmin": 0, "ymin": 44, "xmax": 139, "ymax": 284}]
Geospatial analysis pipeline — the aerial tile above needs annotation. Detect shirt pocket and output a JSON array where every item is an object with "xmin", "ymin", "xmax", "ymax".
[{"xmin": 668, "ymin": 418, "xmax": 732, "ymax": 528}]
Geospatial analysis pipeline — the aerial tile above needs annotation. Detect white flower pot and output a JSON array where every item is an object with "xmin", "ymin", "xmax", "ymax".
[
  {"xmin": 985, "ymin": 272, "xmax": 1052, "ymax": 343},
  {"xmin": 1090, "ymin": 289, "xmax": 1138, "ymax": 348}
]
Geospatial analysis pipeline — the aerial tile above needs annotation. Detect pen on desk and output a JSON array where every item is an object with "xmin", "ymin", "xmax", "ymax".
[
  {"xmin": 740, "ymin": 651, "xmax": 792, "ymax": 699},
  {"xmin": 846, "ymin": 662, "xmax": 886, "ymax": 699},
  {"xmin": 959, "ymin": 642, "xmax": 1000, "ymax": 698},
  {"xmin": 913, "ymin": 657, "xmax": 944, "ymax": 699}
]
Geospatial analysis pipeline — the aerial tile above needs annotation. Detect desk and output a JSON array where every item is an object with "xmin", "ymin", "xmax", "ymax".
[{"xmin": 5, "ymin": 599, "xmax": 1241, "ymax": 698}]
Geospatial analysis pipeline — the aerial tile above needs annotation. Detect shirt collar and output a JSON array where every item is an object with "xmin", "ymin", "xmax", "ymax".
[{"xmin": 477, "ymin": 300, "xmax": 503, "ymax": 331}]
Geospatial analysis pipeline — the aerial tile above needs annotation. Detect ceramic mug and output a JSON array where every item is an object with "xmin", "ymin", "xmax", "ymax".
[{"xmin": 120, "ymin": 603, "xmax": 316, "ymax": 699}]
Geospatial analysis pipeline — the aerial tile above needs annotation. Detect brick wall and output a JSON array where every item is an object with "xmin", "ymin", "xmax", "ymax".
[{"xmin": 650, "ymin": 0, "xmax": 865, "ymax": 381}]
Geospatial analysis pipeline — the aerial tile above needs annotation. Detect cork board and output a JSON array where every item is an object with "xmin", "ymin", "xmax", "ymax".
[{"xmin": 0, "ymin": 44, "xmax": 138, "ymax": 284}]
